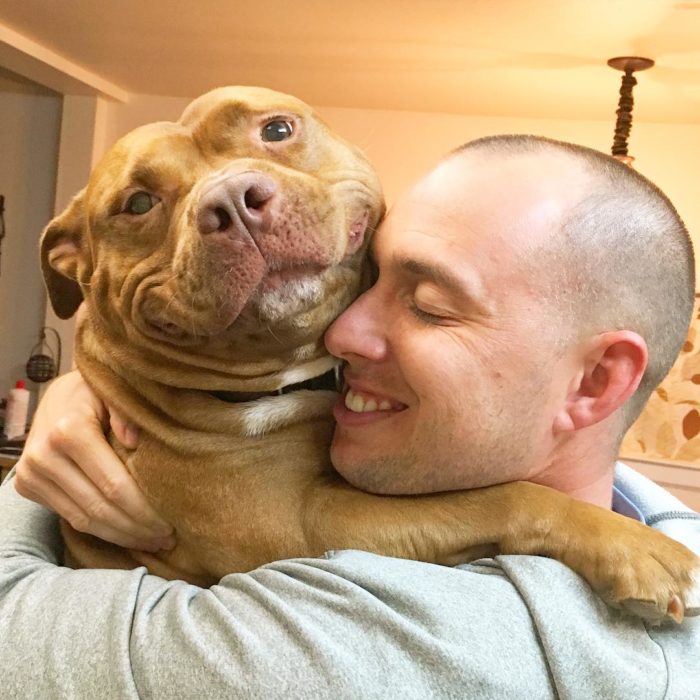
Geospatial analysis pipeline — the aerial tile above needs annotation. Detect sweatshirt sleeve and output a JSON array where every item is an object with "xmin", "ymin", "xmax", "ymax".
[{"xmin": 0, "ymin": 473, "xmax": 694, "ymax": 700}]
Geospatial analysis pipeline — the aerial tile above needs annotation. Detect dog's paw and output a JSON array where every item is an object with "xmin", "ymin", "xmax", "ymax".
[
  {"xmin": 616, "ymin": 570, "xmax": 699, "ymax": 625},
  {"xmin": 615, "ymin": 566, "xmax": 700, "ymax": 625},
  {"xmin": 586, "ymin": 530, "xmax": 700, "ymax": 625},
  {"xmin": 686, "ymin": 568, "xmax": 700, "ymax": 617},
  {"xmin": 525, "ymin": 496, "xmax": 700, "ymax": 625}
]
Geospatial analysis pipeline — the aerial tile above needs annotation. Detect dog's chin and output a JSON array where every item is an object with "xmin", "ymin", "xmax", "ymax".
[
  {"xmin": 136, "ymin": 274, "xmax": 325, "ymax": 344},
  {"xmin": 260, "ymin": 265, "xmax": 325, "ymax": 292},
  {"xmin": 251, "ymin": 272, "xmax": 325, "ymax": 323},
  {"xmin": 134, "ymin": 292, "xmax": 237, "ymax": 344}
]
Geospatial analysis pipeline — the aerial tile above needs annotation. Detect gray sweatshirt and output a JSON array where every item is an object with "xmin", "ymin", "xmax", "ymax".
[{"xmin": 0, "ymin": 463, "xmax": 699, "ymax": 700}]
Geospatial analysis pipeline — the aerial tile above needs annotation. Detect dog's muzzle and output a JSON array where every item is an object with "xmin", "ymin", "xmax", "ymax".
[{"xmin": 197, "ymin": 171, "xmax": 277, "ymax": 240}]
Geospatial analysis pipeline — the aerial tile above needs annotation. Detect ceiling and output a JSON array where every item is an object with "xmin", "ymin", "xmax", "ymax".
[{"xmin": 1, "ymin": 0, "xmax": 700, "ymax": 123}]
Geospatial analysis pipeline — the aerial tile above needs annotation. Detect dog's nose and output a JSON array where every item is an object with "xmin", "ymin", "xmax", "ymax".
[{"xmin": 197, "ymin": 172, "xmax": 277, "ymax": 237}]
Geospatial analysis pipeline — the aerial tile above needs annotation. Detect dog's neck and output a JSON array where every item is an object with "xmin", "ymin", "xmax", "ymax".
[
  {"xmin": 79, "ymin": 311, "xmax": 337, "ymax": 393},
  {"xmin": 210, "ymin": 366, "xmax": 341, "ymax": 403},
  {"xmin": 75, "ymin": 324, "xmax": 340, "ymax": 448}
]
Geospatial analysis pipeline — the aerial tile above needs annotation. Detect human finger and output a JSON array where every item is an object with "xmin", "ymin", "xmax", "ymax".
[
  {"xmin": 108, "ymin": 405, "xmax": 140, "ymax": 450},
  {"xmin": 43, "ymin": 426, "xmax": 173, "ymax": 536},
  {"xmin": 17, "ymin": 470, "xmax": 174, "ymax": 552},
  {"xmin": 32, "ymin": 454, "xmax": 174, "ymax": 545}
]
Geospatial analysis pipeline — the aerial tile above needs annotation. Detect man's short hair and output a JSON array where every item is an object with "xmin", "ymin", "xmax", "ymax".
[{"xmin": 451, "ymin": 135, "xmax": 695, "ymax": 431}]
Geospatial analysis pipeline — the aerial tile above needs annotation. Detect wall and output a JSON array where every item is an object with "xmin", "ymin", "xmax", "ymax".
[
  {"xmin": 97, "ymin": 94, "xmax": 189, "ymax": 153},
  {"xmin": 317, "ymin": 107, "xmax": 700, "ymax": 267},
  {"xmin": 0, "ymin": 86, "xmax": 61, "ymax": 408}
]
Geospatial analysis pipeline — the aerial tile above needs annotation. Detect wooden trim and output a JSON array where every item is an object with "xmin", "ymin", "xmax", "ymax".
[
  {"xmin": 624, "ymin": 458, "xmax": 700, "ymax": 511},
  {"xmin": 619, "ymin": 454, "xmax": 700, "ymax": 472},
  {"xmin": 0, "ymin": 21, "xmax": 129, "ymax": 101}
]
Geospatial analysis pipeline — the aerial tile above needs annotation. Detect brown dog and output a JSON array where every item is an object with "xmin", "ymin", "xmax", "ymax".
[{"xmin": 41, "ymin": 86, "xmax": 699, "ymax": 623}]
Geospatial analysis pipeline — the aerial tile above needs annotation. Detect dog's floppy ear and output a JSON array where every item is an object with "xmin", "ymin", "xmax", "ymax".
[{"xmin": 40, "ymin": 189, "xmax": 89, "ymax": 319}]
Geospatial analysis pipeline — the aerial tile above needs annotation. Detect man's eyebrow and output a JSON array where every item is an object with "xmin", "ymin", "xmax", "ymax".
[{"xmin": 394, "ymin": 255, "xmax": 482, "ymax": 301}]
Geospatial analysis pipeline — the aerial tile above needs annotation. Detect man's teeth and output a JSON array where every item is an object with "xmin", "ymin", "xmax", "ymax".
[{"xmin": 344, "ymin": 389, "xmax": 394, "ymax": 413}]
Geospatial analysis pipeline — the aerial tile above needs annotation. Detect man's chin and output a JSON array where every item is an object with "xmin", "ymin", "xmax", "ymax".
[
  {"xmin": 330, "ymin": 444, "xmax": 411, "ymax": 495},
  {"xmin": 331, "ymin": 446, "xmax": 378, "ymax": 492}
]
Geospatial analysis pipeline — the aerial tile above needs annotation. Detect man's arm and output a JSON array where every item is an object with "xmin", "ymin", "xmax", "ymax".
[
  {"xmin": 1, "ymin": 474, "xmax": 692, "ymax": 700},
  {"xmin": 13, "ymin": 370, "xmax": 174, "ymax": 552},
  {"xmin": 1, "ymin": 474, "xmax": 553, "ymax": 699}
]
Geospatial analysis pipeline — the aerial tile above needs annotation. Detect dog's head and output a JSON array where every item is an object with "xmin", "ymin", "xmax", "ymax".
[{"xmin": 41, "ymin": 86, "xmax": 384, "ymax": 384}]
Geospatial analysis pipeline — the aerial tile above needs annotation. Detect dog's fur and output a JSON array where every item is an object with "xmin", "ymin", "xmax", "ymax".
[{"xmin": 41, "ymin": 86, "xmax": 699, "ymax": 622}]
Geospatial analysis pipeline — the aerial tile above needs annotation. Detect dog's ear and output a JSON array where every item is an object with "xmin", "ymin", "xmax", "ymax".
[{"xmin": 40, "ymin": 189, "xmax": 89, "ymax": 319}]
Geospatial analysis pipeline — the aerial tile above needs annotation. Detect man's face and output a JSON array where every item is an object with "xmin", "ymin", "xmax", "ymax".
[{"xmin": 324, "ymin": 149, "xmax": 588, "ymax": 495}]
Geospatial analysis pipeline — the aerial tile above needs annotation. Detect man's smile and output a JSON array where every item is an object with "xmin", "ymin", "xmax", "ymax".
[{"xmin": 333, "ymin": 381, "xmax": 408, "ymax": 426}]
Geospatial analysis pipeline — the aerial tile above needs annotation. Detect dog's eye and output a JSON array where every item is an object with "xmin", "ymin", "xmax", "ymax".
[
  {"xmin": 124, "ymin": 192, "xmax": 159, "ymax": 215},
  {"xmin": 261, "ymin": 120, "xmax": 294, "ymax": 142}
]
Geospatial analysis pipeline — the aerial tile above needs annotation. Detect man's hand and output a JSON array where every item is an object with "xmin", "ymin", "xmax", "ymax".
[{"xmin": 14, "ymin": 370, "xmax": 175, "ymax": 552}]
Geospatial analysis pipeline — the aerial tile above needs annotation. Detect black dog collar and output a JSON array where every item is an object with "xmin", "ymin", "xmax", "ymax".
[{"xmin": 210, "ymin": 366, "xmax": 341, "ymax": 404}]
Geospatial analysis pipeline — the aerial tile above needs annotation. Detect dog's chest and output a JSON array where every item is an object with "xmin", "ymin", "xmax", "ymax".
[{"xmin": 123, "ymin": 416, "xmax": 335, "ymax": 533}]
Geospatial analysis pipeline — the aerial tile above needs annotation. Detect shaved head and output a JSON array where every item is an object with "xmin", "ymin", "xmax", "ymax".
[{"xmin": 449, "ymin": 135, "xmax": 695, "ymax": 431}]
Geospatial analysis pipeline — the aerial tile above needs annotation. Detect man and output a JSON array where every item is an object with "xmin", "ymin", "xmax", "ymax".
[{"xmin": 1, "ymin": 135, "xmax": 699, "ymax": 698}]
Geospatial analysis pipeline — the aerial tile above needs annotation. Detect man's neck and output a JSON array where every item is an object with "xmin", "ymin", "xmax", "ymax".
[
  {"xmin": 546, "ymin": 470, "xmax": 615, "ymax": 509},
  {"xmin": 530, "ymin": 437, "xmax": 616, "ymax": 509}
]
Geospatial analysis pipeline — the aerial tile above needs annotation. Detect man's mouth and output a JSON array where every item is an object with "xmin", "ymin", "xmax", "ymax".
[
  {"xmin": 333, "ymin": 385, "xmax": 407, "ymax": 427},
  {"xmin": 343, "ymin": 388, "xmax": 406, "ymax": 413}
]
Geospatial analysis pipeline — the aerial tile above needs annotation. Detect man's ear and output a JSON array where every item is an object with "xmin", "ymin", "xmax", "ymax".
[
  {"xmin": 554, "ymin": 331, "xmax": 648, "ymax": 434},
  {"xmin": 40, "ymin": 189, "xmax": 89, "ymax": 319}
]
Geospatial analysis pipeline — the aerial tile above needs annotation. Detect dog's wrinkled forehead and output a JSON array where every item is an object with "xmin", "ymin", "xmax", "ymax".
[
  {"xmin": 88, "ymin": 86, "xmax": 368, "ymax": 208},
  {"xmin": 180, "ymin": 85, "xmax": 357, "ymax": 173},
  {"xmin": 41, "ymin": 85, "xmax": 384, "ymax": 326},
  {"xmin": 180, "ymin": 85, "xmax": 313, "ymax": 130},
  {"xmin": 91, "ymin": 123, "xmax": 198, "ymax": 191}
]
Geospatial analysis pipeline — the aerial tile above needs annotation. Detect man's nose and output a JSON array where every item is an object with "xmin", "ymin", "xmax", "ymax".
[{"xmin": 325, "ymin": 288, "xmax": 387, "ymax": 362}]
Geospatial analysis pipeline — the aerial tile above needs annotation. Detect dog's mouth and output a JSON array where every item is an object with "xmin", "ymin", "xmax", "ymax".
[
  {"xmin": 259, "ymin": 263, "xmax": 326, "ymax": 292},
  {"xmin": 139, "ymin": 209, "xmax": 371, "ymax": 343},
  {"xmin": 147, "ymin": 317, "xmax": 189, "ymax": 338},
  {"xmin": 257, "ymin": 209, "xmax": 370, "ymax": 292}
]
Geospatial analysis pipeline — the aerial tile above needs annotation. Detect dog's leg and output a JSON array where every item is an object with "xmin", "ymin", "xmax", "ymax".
[{"xmin": 305, "ymin": 478, "xmax": 700, "ymax": 624}]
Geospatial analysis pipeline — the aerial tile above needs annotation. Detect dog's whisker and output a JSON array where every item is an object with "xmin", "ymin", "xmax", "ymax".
[
  {"xmin": 266, "ymin": 324, "xmax": 283, "ymax": 345},
  {"xmin": 163, "ymin": 292, "xmax": 177, "ymax": 315}
]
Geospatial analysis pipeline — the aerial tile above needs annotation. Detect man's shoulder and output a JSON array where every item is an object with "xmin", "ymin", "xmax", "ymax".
[
  {"xmin": 615, "ymin": 461, "xmax": 700, "ymax": 555},
  {"xmin": 278, "ymin": 549, "xmax": 697, "ymax": 698}
]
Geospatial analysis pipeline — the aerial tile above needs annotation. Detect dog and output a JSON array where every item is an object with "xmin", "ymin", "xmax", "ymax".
[{"xmin": 40, "ymin": 86, "xmax": 699, "ymax": 623}]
